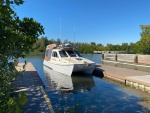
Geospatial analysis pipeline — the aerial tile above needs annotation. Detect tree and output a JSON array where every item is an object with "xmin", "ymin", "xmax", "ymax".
[
  {"xmin": 0, "ymin": 0, "xmax": 44, "ymax": 112},
  {"xmin": 107, "ymin": 43, "xmax": 114, "ymax": 51},
  {"xmin": 56, "ymin": 38, "xmax": 61, "ymax": 45},
  {"xmin": 121, "ymin": 43, "xmax": 128, "ymax": 51},
  {"xmin": 97, "ymin": 43, "xmax": 103, "ymax": 47},
  {"xmin": 42, "ymin": 36, "xmax": 49, "ymax": 48},
  {"xmin": 139, "ymin": 25, "xmax": 150, "ymax": 54},
  {"xmin": 128, "ymin": 42, "xmax": 135, "ymax": 54},
  {"xmin": 90, "ymin": 42, "xmax": 96, "ymax": 45},
  {"xmin": 63, "ymin": 39, "xmax": 68, "ymax": 44},
  {"xmin": 32, "ymin": 37, "xmax": 48, "ymax": 52},
  {"xmin": 49, "ymin": 38, "xmax": 55, "ymax": 44}
]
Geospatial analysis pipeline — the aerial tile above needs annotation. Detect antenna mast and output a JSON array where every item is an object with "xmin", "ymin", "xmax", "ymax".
[
  {"xmin": 60, "ymin": 17, "xmax": 61, "ymax": 44},
  {"xmin": 74, "ymin": 27, "xmax": 75, "ymax": 48}
]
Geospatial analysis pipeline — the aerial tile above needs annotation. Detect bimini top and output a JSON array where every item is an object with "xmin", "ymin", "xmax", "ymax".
[{"xmin": 46, "ymin": 44, "xmax": 57, "ymax": 50}]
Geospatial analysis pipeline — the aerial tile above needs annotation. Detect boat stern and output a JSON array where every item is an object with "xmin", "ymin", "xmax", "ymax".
[{"xmin": 73, "ymin": 63, "xmax": 95, "ymax": 74}]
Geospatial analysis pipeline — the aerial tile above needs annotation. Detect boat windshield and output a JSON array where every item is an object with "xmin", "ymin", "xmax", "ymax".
[
  {"xmin": 66, "ymin": 50, "xmax": 77, "ymax": 57},
  {"xmin": 59, "ymin": 50, "xmax": 68, "ymax": 57},
  {"xmin": 74, "ymin": 50, "xmax": 82, "ymax": 57}
]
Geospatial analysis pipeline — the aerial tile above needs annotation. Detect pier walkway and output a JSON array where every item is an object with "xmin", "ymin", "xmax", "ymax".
[
  {"xmin": 11, "ymin": 63, "xmax": 54, "ymax": 113},
  {"xmin": 95, "ymin": 64, "xmax": 150, "ymax": 93}
]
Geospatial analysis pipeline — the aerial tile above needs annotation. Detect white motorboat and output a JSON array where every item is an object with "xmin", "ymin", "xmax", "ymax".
[{"xmin": 43, "ymin": 44, "xmax": 95, "ymax": 76}]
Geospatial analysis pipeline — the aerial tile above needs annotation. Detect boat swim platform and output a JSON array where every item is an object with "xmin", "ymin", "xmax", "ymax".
[
  {"xmin": 11, "ymin": 63, "xmax": 54, "ymax": 113},
  {"xmin": 94, "ymin": 64, "xmax": 150, "ymax": 94}
]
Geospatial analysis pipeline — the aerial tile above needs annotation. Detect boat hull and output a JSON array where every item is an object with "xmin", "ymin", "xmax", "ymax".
[
  {"xmin": 43, "ymin": 60, "xmax": 95, "ymax": 76},
  {"xmin": 43, "ymin": 60, "xmax": 74, "ymax": 76},
  {"xmin": 73, "ymin": 63, "xmax": 95, "ymax": 74}
]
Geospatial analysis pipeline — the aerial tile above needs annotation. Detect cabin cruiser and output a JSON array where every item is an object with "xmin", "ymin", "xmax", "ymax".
[{"xmin": 43, "ymin": 44, "xmax": 95, "ymax": 76}]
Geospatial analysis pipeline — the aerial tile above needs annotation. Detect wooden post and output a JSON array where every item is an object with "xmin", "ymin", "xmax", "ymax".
[
  {"xmin": 115, "ymin": 54, "xmax": 117, "ymax": 61},
  {"xmin": 102, "ymin": 54, "xmax": 104, "ymax": 60},
  {"xmin": 134, "ymin": 55, "xmax": 138, "ymax": 63}
]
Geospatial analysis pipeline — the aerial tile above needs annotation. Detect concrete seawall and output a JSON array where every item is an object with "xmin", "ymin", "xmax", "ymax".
[
  {"xmin": 102, "ymin": 54, "xmax": 150, "ymax": 73},
  {"xmin": 94, "ymin": 63, "xmax": 150, "ymax": 94},
  {"xmin": 102, "ymin": 53, "xmax": 150, "ymax": 65},
  {"xmin": 98, "ymin": 53, "xmax": 150, "ymax": 93}
]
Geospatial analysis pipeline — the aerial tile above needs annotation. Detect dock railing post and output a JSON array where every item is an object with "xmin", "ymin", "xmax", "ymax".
[
  {"xmin": 134, "ymin": 55, "xmax": 138, "ymax": 63},
  {"xmin": 102, "ymin": 54, "xmax": 104, "ymax": 60},
  {"xmin": 115, "ymin": 54, "xmax": 117, "ymax": 61}
]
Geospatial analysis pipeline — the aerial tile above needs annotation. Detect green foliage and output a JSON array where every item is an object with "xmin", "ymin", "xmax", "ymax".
[
  {"xmin": 128, "ymin": 25, "xmax": 150, "ymax": 54},
  {"xmin": 0, "ymin": 65, "xmax": 27, "ymax": 113},
  {"xmin": 0, "ymin": 0, "xmax": 24, "ymax": 6},
  {"xmin": 90, "ymin": 42, "xmax": 96, "ymax": 45},
  {"xmin": 128, "ymin": 42, "xmax": 137, "ymax": 54},
  {"xmin": 0, "ymin": 0, "xmax": 44, "ymax": 112},
  {"xmin": 56, "ymin": 38, "xmax": 62, "ymax": 45},
  {"xmin": 49, "ymin": 38, "xmax": 56, "ymax": 44},
  {"xmin": 106, "ymin": 43, "xmax": 129, "ymax": 52},
  {"xmin": 138, "ymin": 25, "xmax": 150, "ymax": 54},
  {"xmin": 121, "ymin": 43, "xmax": 129, "ymax": 51},
  {"xmin": 0, "ymin": 7, "xmax": 44, "ymax": 60},
  {"xmin": 32, "ymin": 36, "xmax": 48, "ymax": 52}
]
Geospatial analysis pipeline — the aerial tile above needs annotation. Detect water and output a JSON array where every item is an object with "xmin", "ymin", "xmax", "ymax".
[
  {"xmin": 82, "ymin": 54, "xmax": 101, "ymax": 63},
  {"xmin": 19, "ymin": 54, "xmax": 150, "ymax": 113}
]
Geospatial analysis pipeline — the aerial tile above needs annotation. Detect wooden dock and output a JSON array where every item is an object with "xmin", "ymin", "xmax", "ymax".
[{"xmin": 94, "ymin": 64, "xmax": 150, "ymax": 93}]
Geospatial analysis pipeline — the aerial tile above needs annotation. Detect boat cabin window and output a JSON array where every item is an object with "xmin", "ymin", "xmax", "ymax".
[
  {"xmin": 45, "ymin": 49, "xmax": 52, "ymax": 58},
  {"xmin": 59, "ymin": 50, "xmax": 68, "ymax": 57},
  {"xmin": 52, "ymin": 51, "xmax": 58, "ymax": 57},
  {"xmin": 66, "ymin": 50, "xmax": 77, "ymax": 57},
  {"xmin": 74, "ymin": 50, "xmax": 82, "ymax": 57}
]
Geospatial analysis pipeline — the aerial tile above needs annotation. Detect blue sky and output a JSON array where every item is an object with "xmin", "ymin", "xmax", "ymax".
[{"xmin": 14, "ymin": 0, "xmax": 150, "ymax": 45}]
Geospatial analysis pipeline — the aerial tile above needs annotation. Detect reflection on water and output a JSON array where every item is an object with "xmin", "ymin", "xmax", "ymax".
[
  {"xmin": 103, "ymin": 78, "xmax": 150, "ymax": 111},
  {"xmin": 71, "ymin": 73, "xmax": 95, "ymax": 93},
  {"xmin": 44, "ymin": 66, "xmax": 73, "ymax": 92},
  {"xmin": 44, "ymin": 66, "xmax": 95, "ymax": 94}
]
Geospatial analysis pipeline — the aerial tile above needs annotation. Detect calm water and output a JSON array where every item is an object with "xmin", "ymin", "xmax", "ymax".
[{"xmin": 19, "ymin": 54, "xmax": 150, "ymax": 113}]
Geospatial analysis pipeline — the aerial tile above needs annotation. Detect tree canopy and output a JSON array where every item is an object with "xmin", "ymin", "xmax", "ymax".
[
  {"xmin": 138, "ymin": 25, "xmax": 150, "ymax": 54},
  {"xmin": 0, "ymin": 0, "xmax": 44, "ymax": 112}
]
